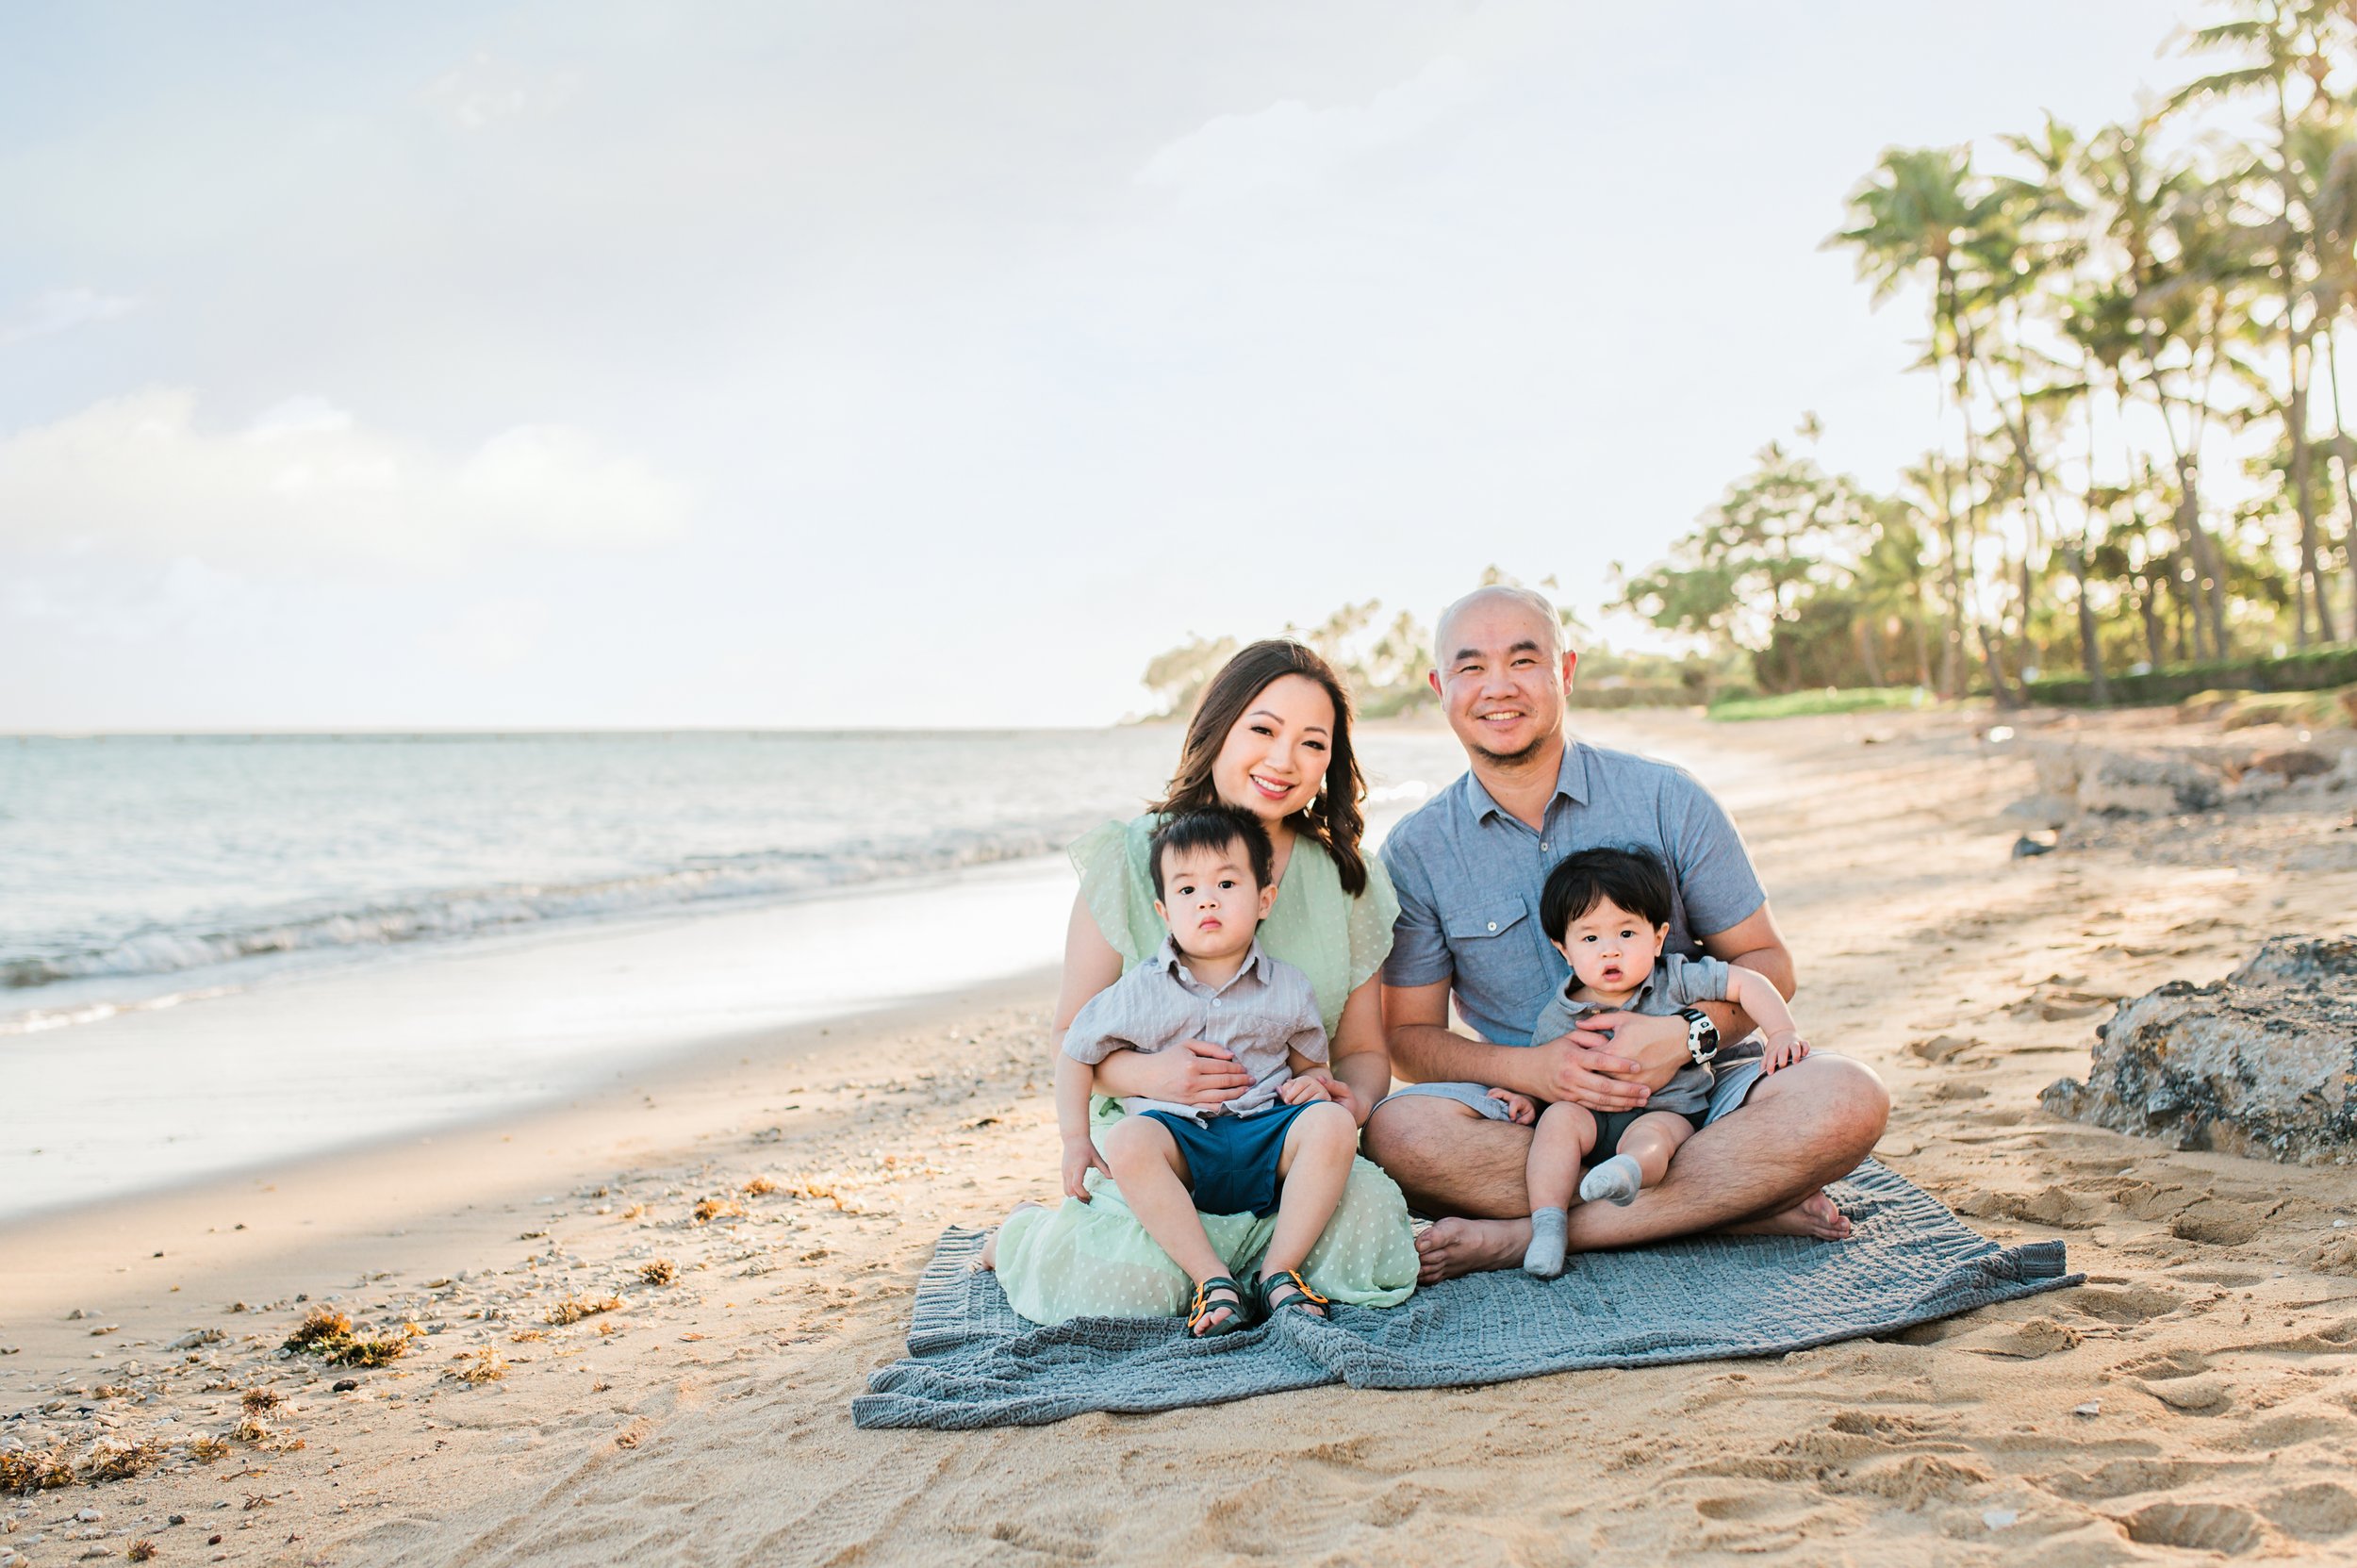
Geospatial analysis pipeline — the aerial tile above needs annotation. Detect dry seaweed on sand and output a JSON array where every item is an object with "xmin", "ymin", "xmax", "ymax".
[
  {"xmin": 188, "ymin": 1435, "xmax": 232, "ymax": 1463},
  {"xmin": 546, "ymin": 1294, "xmax": 626, "ymax": 1327},
  {"xmin": 742, "ymin": 1176, "xmax": 778, "ymax": 1197},
  {"xmin": 449, "ymin": 1347, "xmax": 507, "ymax": 1384},
  {"xmin": 281, "ymin": 1306, "xmax": 353, "ymax": 1353},
  {"xmin": 637, "ymin": 1258, "xmax": 678, "ymax": 1285},
  {"xmin": 80, "ymin": 1438, "xmax": 165, "ymax": 1483},
  {"xmin": 0, "ymin": 1443, "xmax": 74, "ymax": 1494},
  {"xmin": 692, "ymin": 1197, "xmax": 746, "ymax": 1224},
  {"xmin": 239, "ymin": 1387, "xmax": 281, "ymax": 1414},
  {"xmin": 323, "ymin": 1332, "xmax": 411, "ymax": 1368},
  {"xmin": 285, "ymin": 1306, "xmax": 416, "ymax": 1367},
  {"xmin": 128, "ymin": 1541, "xmax": 159, "ymax": 1562}
]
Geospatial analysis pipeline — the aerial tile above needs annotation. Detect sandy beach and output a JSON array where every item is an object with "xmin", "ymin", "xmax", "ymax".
[{"xmin": 9, "ymin": 706, "xmax": 2357, "ymax": 1567}]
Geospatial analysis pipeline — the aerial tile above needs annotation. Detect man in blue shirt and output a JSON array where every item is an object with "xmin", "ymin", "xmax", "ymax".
[{"xmin": 1365, "ymin": 586, "xmax": 1890, "ymax": 1281}]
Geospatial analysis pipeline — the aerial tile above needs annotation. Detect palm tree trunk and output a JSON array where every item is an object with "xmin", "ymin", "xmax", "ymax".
[
  {"xmin": 2069, "ymin": 545, "xmax": 2109, "ymax": 701},
  {"xmin": 1909, "ymin": 578, "xmax": 1934, "ymax": 689},
  {"xmin": 2327, "ymin": 326, "xmax": 2357, "ymax": 644},
  {"xmin": 1855, "ymin": 614, "xmax": 1885, "ymax": 686},
  {"xmin": 1940, "ymin": 531, "xmax": 1964, "ymax": 697}
]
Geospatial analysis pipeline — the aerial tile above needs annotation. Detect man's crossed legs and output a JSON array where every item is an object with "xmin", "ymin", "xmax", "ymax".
[{"xmin": 1363, "ymin": 1053, "xmax": 1889, "ymax": 1283}]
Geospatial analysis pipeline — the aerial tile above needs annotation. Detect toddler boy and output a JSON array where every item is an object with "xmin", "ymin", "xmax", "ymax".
[{"xmin": 1055, "ymin": 805, "xmax": 1360, "ymax": 1334}]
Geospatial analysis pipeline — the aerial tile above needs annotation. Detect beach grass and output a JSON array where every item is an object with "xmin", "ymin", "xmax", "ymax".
[{"xmin": 1708, "ymin": 685, "xmax": 1933, "ymax": 722}]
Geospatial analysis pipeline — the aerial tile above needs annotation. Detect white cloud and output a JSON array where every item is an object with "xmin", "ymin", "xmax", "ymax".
[
  {"xmin": 1134, "ymin": 55, "xmax": 1473, "ymax": 198},
  {"xmin": 0, "ymin": 388, "xmax": 689, "ymax": 571},
  {"xmin": 0, "ymin": 287, "xmax": 143, "ymax": 346},
  {"xmin": 420, "ymin": 596, "xmax": 551, "ymax": 671},
  {"xmin": 422, "ymin": 52, "xmax": 575, "ymax": 131}
]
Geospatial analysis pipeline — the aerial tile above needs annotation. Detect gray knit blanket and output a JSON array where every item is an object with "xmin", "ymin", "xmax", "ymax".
[{"xmin": 852, "ymin": 1161, "xmax": 2078, "ymax": 1429}]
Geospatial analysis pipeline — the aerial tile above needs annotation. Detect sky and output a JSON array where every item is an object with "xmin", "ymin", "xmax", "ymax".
[{"xmin": 0, "ymin": 0, "xmax": 2216, "ymax": 731}]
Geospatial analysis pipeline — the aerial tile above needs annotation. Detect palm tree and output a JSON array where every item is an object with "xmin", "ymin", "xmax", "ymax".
[
  {"xmin": 1852, "ymin": 493, "xmax": 1937, "ymax": 689},
  {"xmin": 2168, "ymin": 0, "xmax": 2353, "ymax": 641},
  {"xmin": 1899, "ymin": 452, "xmax": 1986, "ymax": 699},
  {"xmin": 2299, "ymin": 107, "xmax": 2357, "ymax": 634},
  {"xmin": 2075, "ymin": 125, "xmax": 2250, "ymax": 658},
  {"xmin": 1835, "ymin": 147, "xmax": 2019, "ymax": 702}
]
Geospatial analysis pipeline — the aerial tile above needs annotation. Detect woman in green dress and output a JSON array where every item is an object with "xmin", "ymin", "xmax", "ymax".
[{"xmin": 981, "ymin": 640, "xmax": 1419, "ymax": 1328}]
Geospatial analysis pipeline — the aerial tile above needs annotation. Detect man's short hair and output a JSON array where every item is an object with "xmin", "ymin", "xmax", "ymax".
[
  {"xmin": 1541, "ymin": 846, "xmax": 1674, "ymax": 938},
  {"xmin": 1149, "ymin": 804, "xmax": 1275, "ymax": 900},
  {"xmin": 1433, "ymin": 585, "xmax": 1565, "ymax": 665}
]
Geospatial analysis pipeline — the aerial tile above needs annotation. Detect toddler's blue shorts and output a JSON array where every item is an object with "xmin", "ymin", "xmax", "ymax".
[{"xmin": 1142, "ymin": 1101, "xmax": 1310, "ymax": 1217}]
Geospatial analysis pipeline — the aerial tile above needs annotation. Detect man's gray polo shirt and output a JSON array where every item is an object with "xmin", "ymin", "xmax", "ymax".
[{"xmin": 1380, "ymin": 739, "xmax": 1766, "ymax": 1048}]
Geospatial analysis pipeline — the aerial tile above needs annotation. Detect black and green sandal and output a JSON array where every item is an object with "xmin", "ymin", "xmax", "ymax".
[
  {"xmin": 1186, "ymin": 1277, "xmax": 1250, "ymax": 1337},
  {"xmin": 1257, "ymin": 1268, "xmax": 1328, "ymax": 1320}
]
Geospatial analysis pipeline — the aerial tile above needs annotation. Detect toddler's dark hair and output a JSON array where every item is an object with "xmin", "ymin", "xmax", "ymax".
[
  {"xmin": 1149, "ymin": 805, "xmax": 1274, "ymax": 900},
  {"xmin": 1541, "ymin": 846, "xmax": 1674, "ymax": 938}
]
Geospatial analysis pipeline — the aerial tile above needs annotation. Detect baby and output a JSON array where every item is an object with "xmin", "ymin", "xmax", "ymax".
[
  {"xmin": 1493, "ymin": 845, "xmax": 1811, "ymax": 1279},
  {"xmin": 1054, "ymin": 804, "xmax": 1361, "ymax": 1335}
]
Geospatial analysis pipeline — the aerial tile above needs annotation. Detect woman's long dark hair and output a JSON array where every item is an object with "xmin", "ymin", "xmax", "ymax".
[{"xmin": 1148, "ymin": 640, "xmax": 1369, "ymax": 898}]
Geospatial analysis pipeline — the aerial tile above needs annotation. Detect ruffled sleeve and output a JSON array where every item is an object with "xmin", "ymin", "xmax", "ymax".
[
  {"xmin": 1344, "ymin": 848, "xmax": 1401, "ymax": 997},
  {"xmin": 1067, "ymin": 816, "xmax": 1162, "ymax": 969}
]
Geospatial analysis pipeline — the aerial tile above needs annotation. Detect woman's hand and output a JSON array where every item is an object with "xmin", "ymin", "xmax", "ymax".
[
  {"xmin": 1096, "ymin": 1038, "xmax": 1254, "ymax": 1108},
  {"xmin": 1061, "ymin": 1133, "xmax": 1110, "ymax": 1201}
]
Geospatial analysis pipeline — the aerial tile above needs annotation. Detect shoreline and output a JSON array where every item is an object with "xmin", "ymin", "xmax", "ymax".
[
  {"xmin": 3, "ymin": 859, "xmax": 1083, "ymax": 1223},
  {"xmin": 0, "ymin": 965, "xmax": 1057, "ymax": 1360}
]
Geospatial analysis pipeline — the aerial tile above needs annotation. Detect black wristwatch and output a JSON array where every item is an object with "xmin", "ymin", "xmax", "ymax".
[{"xmin": 1676, "ymin": 1007, "xmax": 1721, "ymax": 1066}]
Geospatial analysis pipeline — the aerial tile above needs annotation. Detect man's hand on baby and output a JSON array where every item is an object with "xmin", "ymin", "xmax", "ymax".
[
  {"xmin": 1278, "ymin": 1072, "xmax": 1337, "ymax": 1105},
  {"xmin": 1532, "ymin": 1032, "xmax": 1651, "ymax": 1113},
  {"xmin": 1571, "ymin": 1011, "xmax": 1692, "ymax": 1092},
  {"xmin": 1761, "ymin": 1031, "xmax": 1811, "ymax": 1073},
  {"xmin": 1485, "ymin": 1087, "xmax": 1537, "ymax": 1125},
  {"xmin": 1060, "ymin": 1133, "xmax": 1109, "ymax": 1202}
]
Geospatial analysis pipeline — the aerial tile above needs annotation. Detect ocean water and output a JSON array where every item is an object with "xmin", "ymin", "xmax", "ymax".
[{"xmin": 1, "ymin": 729, "xmax": 1467, "ymax": 1038}]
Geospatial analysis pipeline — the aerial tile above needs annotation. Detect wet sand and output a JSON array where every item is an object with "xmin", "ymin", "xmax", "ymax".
[{"xmin": 8, "ymin": 705, "xmax": 2357, "ymax": 1566}]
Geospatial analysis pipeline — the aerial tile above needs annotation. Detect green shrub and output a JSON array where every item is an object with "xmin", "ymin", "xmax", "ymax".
[
  {"xmin": 1707, "ymin": 686, "xmax": 1932, "ymax": 722},
  {"xmin": 2021, "ymin": 644, "xmax": 2357, "ymax": 706}
]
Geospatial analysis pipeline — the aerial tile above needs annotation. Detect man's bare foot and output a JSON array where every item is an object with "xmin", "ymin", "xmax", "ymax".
[
  {"xmin": 1725, "ymin": 1190, "xmax": 1852, "ymax": 1241},
  {"xmin": 1414, "ymin": 1215, "xmax": 1531, "ymax": 1284},
  {"xmin": 974, "ymin": 1201, "xmax": 1044, "ymax": 1270}
]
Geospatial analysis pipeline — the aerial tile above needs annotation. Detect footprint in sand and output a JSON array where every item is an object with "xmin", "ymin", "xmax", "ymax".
[
  {"xmin": 2262, "ymin": 1482, "xmax": 2357, "ymax": 1543},
  {"xmin": 2037, "ymin": 1459, "xmax": 2240, "ymax": 1503},
  {"xmin": 2113, "ymin": 1346, "xmax": 2208, "ymax": 1380},
  {"xmin": 2066, "ymin": 1283, "xmax": 2182, "ymax": 1325},
  {"xmin": 2117, "ymin": 1500, "xmax": 2267, "ymax": 1554},
  {"xmin": 1955, "ymin": 1316, "xmax": 2084, "ymax": 1360},
  {"xmin": 2139, "ymin": 1377, "xmax": 2233, "ymax": 1415},
  {"xmin": 2169, "ymin": 1201, "xmax": 2269, "ymax": 1246}
]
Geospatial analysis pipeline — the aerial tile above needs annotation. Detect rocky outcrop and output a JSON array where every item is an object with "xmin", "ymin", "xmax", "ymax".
[
  {"xmin": 2043, "ymin": 937, "xmax": 2357, "ymax": 1164},
  {"xmin": 2021, "ymin": 740, "xmax": 2357, "ymax": 820}
]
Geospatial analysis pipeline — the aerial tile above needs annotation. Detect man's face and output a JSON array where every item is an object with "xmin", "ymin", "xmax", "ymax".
[
  {"xmin": 1428, "ymin": 597, "xmax": 1576, "ymax": 767},
  {"xmin": 1152, "ymin": 841, "xmax": 1275, "ymax": 964}
]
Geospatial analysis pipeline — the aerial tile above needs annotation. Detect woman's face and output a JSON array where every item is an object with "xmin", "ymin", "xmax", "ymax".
[{"xmin": 1210, "ymin": 673, "xmax": 1337, "ymax": 823}]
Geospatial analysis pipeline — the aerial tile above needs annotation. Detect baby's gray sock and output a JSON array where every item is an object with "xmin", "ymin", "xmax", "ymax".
[
  {"xmin": 1579, "ymin": 1153, "xmax": 1644, "ymax": 1207},
  {"xmin": 1524, "ymin": 1206, "xmax": 1569, "ymax": 1279}
]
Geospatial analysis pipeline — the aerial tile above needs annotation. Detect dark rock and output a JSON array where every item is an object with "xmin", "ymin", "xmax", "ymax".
[
  {"xmin": 2012, "ymin": 834, "xmax": 2055, "ymax": 858},
  {"xmin": 2249, "ymin": 748, "xmax": 2332, "ymax": 782},
  {"xmin": 2043, "ymin": 937, "xmax": 2357, "ymax": 1163},
  {"xmin": 331, "ymin": 1378, "xmax": 359, "ymax": 1393}
]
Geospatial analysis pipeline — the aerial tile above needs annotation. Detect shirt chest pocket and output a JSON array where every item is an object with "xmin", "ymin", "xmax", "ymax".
[{"xmin": 1444, "ymin": 896, "xmax": 1538, "ymax": 999}]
